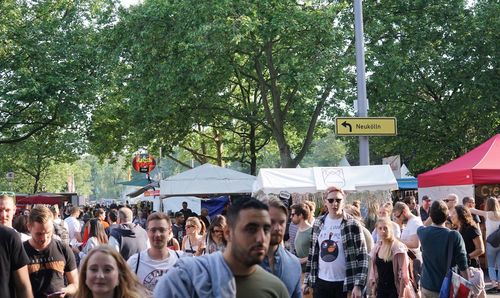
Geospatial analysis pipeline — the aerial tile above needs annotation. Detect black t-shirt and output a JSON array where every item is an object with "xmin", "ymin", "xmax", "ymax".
[
  {"xmin": 23, "ymin": 239, "xmax": 77, "ymax": 298},
  {"xmin": 172, "ymin": 223, "xmax": 185, "ymax": 244},
  {"xmin": 459, "ymin": 225, "xmax": 481, "ymax": 267},
  {"xmin": 0, "ymin": 226, "xmax": 30, "ymax": 298}
]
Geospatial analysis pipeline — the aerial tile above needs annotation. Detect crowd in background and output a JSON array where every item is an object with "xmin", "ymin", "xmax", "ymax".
[{"xmin": 1, "ymin": 190, "xmax": 500, "ymax": 298}]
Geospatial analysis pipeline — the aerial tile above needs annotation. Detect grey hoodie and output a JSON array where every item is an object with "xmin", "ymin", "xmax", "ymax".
[{"xmin": 153, "ymin": 252, "xmax": 236, "ymax": 298}]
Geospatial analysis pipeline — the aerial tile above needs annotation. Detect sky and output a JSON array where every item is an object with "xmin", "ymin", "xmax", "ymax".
[{"xmin": 121, "ymin": 0, "xmax": 142, "ymax": 8}]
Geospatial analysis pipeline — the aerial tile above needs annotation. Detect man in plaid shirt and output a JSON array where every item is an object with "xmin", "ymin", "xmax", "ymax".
[{"xmin": 303, "ymin": 187, "xmax": 369, "ymax": 298}]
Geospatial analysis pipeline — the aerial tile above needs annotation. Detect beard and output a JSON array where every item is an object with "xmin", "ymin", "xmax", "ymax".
[
  {"xmin": 269, "ymin": 233, "xmax": 283, "ymax": 246},
  {"xmin": 231, "ymin": 242, "xmax": 267, "ymax": 267}
]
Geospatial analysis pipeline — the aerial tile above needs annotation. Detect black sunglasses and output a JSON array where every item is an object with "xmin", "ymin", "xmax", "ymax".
[{"xmin": 326, "ymin": 198, "xmax": 342, "ymax": 204}]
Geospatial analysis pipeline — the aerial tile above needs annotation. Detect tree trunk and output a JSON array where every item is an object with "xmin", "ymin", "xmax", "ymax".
[{"xmin": 249, "ymin": 124, "xmax": 257, "ymax": 175}]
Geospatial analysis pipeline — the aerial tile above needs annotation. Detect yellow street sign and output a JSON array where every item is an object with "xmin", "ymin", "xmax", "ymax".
[{"xmin": 335, "ymin": 117, "xmax": 397, "ymax": 136}]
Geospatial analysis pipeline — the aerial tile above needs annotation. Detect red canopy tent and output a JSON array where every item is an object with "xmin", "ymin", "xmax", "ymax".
[
  {"xmin": 418, "ymin": 134, "xmax": 500, "ymax": 188},
  {"xmin": 16, "ymin": 195, "xmax": 66, "ymax": 207},
  {"xmin": 416, "ymin": 135, "xmax": 500, "ymax": 269}
]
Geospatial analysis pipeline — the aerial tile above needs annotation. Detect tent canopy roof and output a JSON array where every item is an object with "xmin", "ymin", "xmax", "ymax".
[
  {"xmin": 160, "ymin": 163, "xmax": 255, "ymax": 196},
  {"xmin": 418, "ymin": 134, "xmax": 500, "ymax": 187},
  {"xmin": 253, "ymin": 165, "xmax": 398, "ymax": 194}
]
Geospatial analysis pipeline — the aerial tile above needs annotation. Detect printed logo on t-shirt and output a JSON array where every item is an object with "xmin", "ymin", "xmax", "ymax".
[
  {"xmin": 320, "ymin": 232, "xmax": 338, "ymax": 262},
  {"xmin": 143, "ymin": 269, "xmax": 168, "ymax": 291}
]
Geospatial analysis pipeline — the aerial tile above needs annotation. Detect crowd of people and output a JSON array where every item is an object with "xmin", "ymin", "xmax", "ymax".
[{"xmin": 1, "ymin": 189, "xmax": 500, "ymax": 298}]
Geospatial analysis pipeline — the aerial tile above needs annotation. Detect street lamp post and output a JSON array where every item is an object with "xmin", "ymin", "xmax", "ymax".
[{"xmin": 354, "ymin": 0, "xmax": 370, "ymax": 165}]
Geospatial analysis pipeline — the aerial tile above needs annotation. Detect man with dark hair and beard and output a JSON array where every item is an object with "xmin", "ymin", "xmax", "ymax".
[
  {"xmin": 260, "ymin": 198, "xmax": 302, "ymax": 297},
  {"xmin": 154, "ymin": 198, "xmax": 288, "ymax": 297}
]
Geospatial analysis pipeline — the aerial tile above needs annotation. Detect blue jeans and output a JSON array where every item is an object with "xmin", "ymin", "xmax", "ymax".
[{"xmin": 486, "ymin": 242, "xmax": 500, "ymax": 281}]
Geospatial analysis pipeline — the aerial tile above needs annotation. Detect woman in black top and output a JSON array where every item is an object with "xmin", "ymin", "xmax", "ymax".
[
  {"xmin": 450, "ymin": 206, "xmax": 484, "ymax": 267},
  {"xmin": 450, "ymin": 205, "xmax": 485, "ymax": 297}
]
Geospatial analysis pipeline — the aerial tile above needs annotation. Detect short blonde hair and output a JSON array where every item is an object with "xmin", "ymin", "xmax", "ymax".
[{"xmin": 29, "ymin": 205, "xmax": 54, "ymax": 224}]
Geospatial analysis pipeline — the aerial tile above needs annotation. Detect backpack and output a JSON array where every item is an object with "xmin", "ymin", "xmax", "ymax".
[
  {"xmin": 53, "ymin": 221, "xmax": 70, "ymax": 246},
  {"xmin": 487, "ymin": 225, "xmax": 500, "ymax": 248}
]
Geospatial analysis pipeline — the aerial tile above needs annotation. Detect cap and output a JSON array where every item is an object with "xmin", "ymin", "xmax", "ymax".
[{"xmin": 422, "ymin": 195, "xmax": 431, "ymax": 201}]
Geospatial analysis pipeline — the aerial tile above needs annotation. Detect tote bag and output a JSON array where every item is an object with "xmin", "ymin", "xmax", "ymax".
[{"xmin": 439, "ymin": 233, "xmax": 472, "ymax": 298}]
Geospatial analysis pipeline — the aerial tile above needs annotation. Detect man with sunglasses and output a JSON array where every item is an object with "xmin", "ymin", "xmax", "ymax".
[
  {"xmin": 0, "ymin": 192, "xmax": 30, "ymax": 240},
  {"xmin": 303, "ymin": 187, "xmax": 368, "ymax": 298},
  {"xmin": 393, "ymin": 201, "xmax": 424, "ymax": 291}
]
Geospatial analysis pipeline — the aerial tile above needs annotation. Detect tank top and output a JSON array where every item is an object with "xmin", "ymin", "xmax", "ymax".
[
  {"xmin": 375, "ymin": 254, "xmax": 395, "ymax": 289},
  {"xmin": 184, "ymin": 237, "xmax": 198, "ymax": 256},
  {"xmin": 485, "ymin": 212, "xmax": 500, "ymax": 238}
]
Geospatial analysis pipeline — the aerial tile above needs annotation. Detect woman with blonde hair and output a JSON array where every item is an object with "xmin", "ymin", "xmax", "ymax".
[
  {"xmin": 372, "ymin": 202, "xmax": 401, "ymax": 243},
  {"xmin": 369, "ymin": 218, "xmax": 412, "ymax": 298},
  {"xmin": 182, "ymin": 216, "xmax": 205, "ymax": 256},
  {"xmin": 470, "ymin": 197, "xmax": 500, "ymax": 293},
  {"xmin": 75, "ymin": 245, "xmax": 149, "ymax": 298}
]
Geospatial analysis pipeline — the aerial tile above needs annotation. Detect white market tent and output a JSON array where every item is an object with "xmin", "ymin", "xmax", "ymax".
[
  {"xmin": 160, "ymin": 163, "xmax": 256, "ymax": 197},
  {"xmin": 253, "ymin": 165, "xmax": 398, "ymax": 194}
]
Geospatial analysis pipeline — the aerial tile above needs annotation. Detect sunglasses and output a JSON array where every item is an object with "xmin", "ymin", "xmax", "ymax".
[
  {"xmin": 186, "ymin": 225, "xmax": 195, "ymax": 229},
  {"xmin": 0, "ymin": 191, "xmax": 15, "ymax": 196},
  {"xmin": 326, "ymin": 198, "xmax": 342, "ymax": 204},
  {"xmin": 443, "ymin": 199, "xmax": 456, "ymax": 203}
]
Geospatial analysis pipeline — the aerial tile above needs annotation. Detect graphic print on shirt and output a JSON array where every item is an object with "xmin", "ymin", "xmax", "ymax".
[
  {"xmin": 317, "ymin": 217, "xmax": 346, "ymax": 281},
  {"xmin": 320, "ymin": 232, "xmax": 338, "ymax": 262},
  {"xmin": 143, "ymin": 269, "xmax": 169, "ymax": 291}
]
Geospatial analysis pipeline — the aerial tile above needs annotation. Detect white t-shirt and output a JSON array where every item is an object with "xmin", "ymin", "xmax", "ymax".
[
  {"xmin": 401, "ymin": 215, "xmax": 423, "ymax": 255},
  {"xmin": 318, "ymin": 217, "xmax": 346, "ymax": 282},
  {"xmin": 127, "ymin": 248, "xmax": 182, "ymax": 291},
  {"xmin": 64, "ymin": 216, "xmax": 81, "ymax": 246}
]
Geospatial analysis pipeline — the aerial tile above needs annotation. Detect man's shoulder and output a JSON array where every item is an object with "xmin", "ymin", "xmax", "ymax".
[
  {"xmin": 278, "ymin": 246, "xmax": 300, "ymax": 266},
  {"xmin": 251, "ymin": 266, "xmax": 289, "ymax": 295},
  {"xmin": 0, "ymin": 225, "xmax": 19, "ymax": 239}
]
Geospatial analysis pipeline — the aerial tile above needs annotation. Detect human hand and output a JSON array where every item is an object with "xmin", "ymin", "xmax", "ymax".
[
  {"xmin": 351, "ymin": 286, "xmax": 362, "ymax": 298},
  {"xmin": 302, "ymin": 285, "xmax": 310, "ymax": 295},
  {"xmin": 47, "ymin": 290, "xmax": 65, "ymax": 298}
]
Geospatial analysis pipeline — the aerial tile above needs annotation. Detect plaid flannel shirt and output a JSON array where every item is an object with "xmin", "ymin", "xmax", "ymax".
[{"xmin": 303, "ymin": 212, "xmax": 369, "ymax": 292}]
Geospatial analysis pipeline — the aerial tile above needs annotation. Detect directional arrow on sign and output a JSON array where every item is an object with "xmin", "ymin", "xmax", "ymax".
[
  {"xmin": 335, "ymin": 117, "xmax": 397, "ymax": 136},
  {"xmin": 341, "ymin": 121, "xmax": 352, "ymax": 132}
]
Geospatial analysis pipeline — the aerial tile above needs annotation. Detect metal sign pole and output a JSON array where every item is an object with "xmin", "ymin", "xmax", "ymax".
[{"xmin": 354, "ymin": 0, "xmax": 370, "ymax": 165}]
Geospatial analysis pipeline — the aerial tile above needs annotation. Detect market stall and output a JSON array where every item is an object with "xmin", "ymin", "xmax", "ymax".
[
  {"xmin": 253, "ymin": 165, "xmax": 398, "ymax": 194},
  {"xmin": 418, "ymin": 134, "xmax": 500, "ymax": 201}
]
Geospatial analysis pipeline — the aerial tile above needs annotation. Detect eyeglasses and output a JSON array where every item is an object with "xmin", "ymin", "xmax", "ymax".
[{"xmin": 326, "ymin": 198, "xmax": 342, "ymax": 204}]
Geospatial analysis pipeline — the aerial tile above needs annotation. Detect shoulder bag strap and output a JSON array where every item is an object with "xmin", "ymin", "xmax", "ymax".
[
  {"xmin": 446, "ymin": 232, "xmax": 454, "ymax": 270},
  {"xmin": 135, "ymin": 251, "xmax": 141, "ymax": 274}
]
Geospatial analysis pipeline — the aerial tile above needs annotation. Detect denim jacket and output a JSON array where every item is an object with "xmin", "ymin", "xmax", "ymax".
[{"xmin": 261, "ymin": 245, "xmax": 303, "ymax": 298}]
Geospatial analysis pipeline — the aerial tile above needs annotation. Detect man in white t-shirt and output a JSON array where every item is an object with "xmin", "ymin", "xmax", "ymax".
[
  {"xmin": 127, "ymin": 212, "xmax": 182, "ymax": 292},
  {"xmin": 63, "ymin": 206, "xmax": 82, "ymax": 249},
  {"xmin": 303, "ymin": 187, "xmax": 368, "ymax": 298},
  {"xmin": 393, "ymin": 201, "xmax": 424, "ymax": 288}
]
